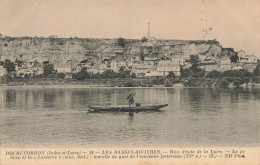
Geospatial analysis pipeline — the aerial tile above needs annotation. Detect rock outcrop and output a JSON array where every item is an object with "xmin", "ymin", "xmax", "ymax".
[{"xmin": 0, "ymin": 37, "xmax": 234, "ymax": 65}]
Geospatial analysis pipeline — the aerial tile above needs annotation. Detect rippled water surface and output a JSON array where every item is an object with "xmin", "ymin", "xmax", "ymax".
[{"xmin": 0, "ymin": 87, "xmax": 259, "ymax": 147}]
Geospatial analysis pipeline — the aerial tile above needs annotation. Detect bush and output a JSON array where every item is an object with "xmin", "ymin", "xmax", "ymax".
[
  {"xmin": 152, "ymin": 78, "xmax": 164, "ymax": 85},
  {"xmin": 43, "ymin": 64, "xmax": 55, "ymax": 77},
  {"xmin": 73, "ymin": 68, "xmax": 89, "ymax": 80},
  {"xmin": 4, "ymin": 60, "xmax": 16, "ymax": 73},
  {"xmin": 180, "ymin": 68, "xmax": 190, "ymax": 77},
  {"xmin": 191, "ymin": 68, "xmax": 205, "ymax": 77},
  {"xmin": 219, "ymin": 79, "xmax": 229, "ymax": 87},
  {"xmin": 253, "ymin": 63, "xmax": 260, "ymax": 77},
  {"xmin": 185, "ymin": 77, "xmax": 202, "ymax": 86},
  {"xmin": 221, "ymin": 69, "xmax": 251, "ymax": 78},
  {"xmin": 131, "ymin": 73, "xmax": 136, "ymax": 78},
  {"xmin": 147, "ymin": 83, "xmax": 153, "ymax": 87},
  {"xmin": 233, "ymin": 80, "xmax": 240, "ymax": 87},
  {"xmin": 167, "ymin": 72, "xmax": 175, "ymax": 78},
  {"xmin": 47, "ymin": 73, "xmax": 56, "ymax": 78},
  {"xmin": 164, "ymin": 79, "xmax": 172, "ymax": 87},
  {"xmin": 56, "ymin": 72, "xmax": 65, "ymax": 79},
  {"xmin": 181, "ymin": 67, "xmax": 205, "ymax": 78},
  {"xmin": 117, "ymin": 37, "xmax": 125, "ymax": 47},
  {"xmin": 252, "ymin": 76, "xmax": 260, "ymax": 83},
  {"xmin": 206, "ymin": 70, "xmax": 221, "ymax": 78},
  {"xmin": 124, "ymin": 81, "xmax": 138, "ymax": 87},
  {"xmin": 141, "ymin": 36, "xmax": 148, "ymax": 43}
]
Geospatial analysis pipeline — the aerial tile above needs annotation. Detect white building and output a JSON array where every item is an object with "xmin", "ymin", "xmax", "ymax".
[
  {"xmin": 218, "ymin": 57, "xmax": 231, "ymax": 72},
  {"xmin": 22, "ymin": 39, "xmax": 31, "ymax": 46},
  {"xmin": 132, "ymin": 63, "xmax": 155, "ymax": 77},
  {"xmin": 110, "ymin": 60, "xmax": 119, "ymax": 72},
  {"xmin": 156, "ymin": 59, "xmax": 181, "ymax": 76},
  {"xmin": 99, "ymin": 63, "xmax": 108, "ymax": 74},
  {"xmin": 0, "ymin": 66, "xmax": 6, "ymax": 77},
  {"xmin": 54, "ymin": 64, "xmax": 72, "ymax": 73},
  {"xmin": 238, "ymin": 50, "xmax": 258, "ymax": 64},
  {"xmin": 232, "ymin": 64, "xmax": 243, "ymax": 70}
]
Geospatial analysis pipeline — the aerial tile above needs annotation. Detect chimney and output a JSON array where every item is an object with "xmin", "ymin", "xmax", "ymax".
[{"xmin": 147, "ymin": 22, "xmax": 150, "ymax": 40}]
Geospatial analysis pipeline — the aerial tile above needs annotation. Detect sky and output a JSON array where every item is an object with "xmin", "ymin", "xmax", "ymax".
[{"xmin": 0, "ymin": 0, "xmax": 259, "ymax": 56}]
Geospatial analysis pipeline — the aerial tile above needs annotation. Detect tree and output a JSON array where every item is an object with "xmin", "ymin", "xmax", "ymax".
[
  {"xmin": 117, "ymin": 37, "xmax": 125, "ymax": 47},
  {"xmin": 190, "ymin": 55, "xmax": 200, "ymax": 70},
  {"xmin": 56, "ymin": 72, "xmax": 65, "ymax": 79},
  {"xmin": 4, "ymin": 60, "xmax": 16, "ymax": 73},
  {"xmin": 119, "ymin": 66, "xmax": 125, "ymax": 73},
  {"xmin": 167, "ymin": 72, "xmax": 176, "ymax": 78},
  {"xmin": 73, "ymin": 67, "xmax": 89, "ymax": 80},
  {"xmin": 230, "ymin": 53, "xmax": 239, "ymax": 63},
  {"xmin": 140, "ymin": 47, "xmax": 145, "ymax": 61},
  {"xmin": 206, "ymin": 70, "xmax": 221, "ymax": 78},
  {"xmin": 15, "ymin": 59, "xmax": 23, "ymax": 67},
  {"xmin": 101, "ymin": 70, "xmax": 116, "ymax": 78},
  {"xmin": 164, "ymin": 79, "xmax": 172, "ymax": 87},
  {"xmin": 253, "ymin": 63, "xmax": 260, "ymax": 77},
  {"xmin": 233, "ymin": 80, "xmax": 240, "ymax": 88},
  {"xmin": 180, "ymin": 67, "xmax": 190, "ymax": 77},
  {"xmin": 131, "ymin": 72, "xmax": 136, "ymax": 78},
  {"xmin": 43, "ymin": 64, "xmax": 55, "ymax": 77},
  {"xmin": 141, "ymin": 36, "xmax": 148, "ymax": 43},
  {"xmin": 219, "ymin": 79, "xmax": 229, "ymax": 87},
  {"xmin": 49, "ymin": 37, "xmax": 55, "ymax": 44}
]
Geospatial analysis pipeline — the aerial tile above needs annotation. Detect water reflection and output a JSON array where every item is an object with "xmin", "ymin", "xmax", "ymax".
[{"xmin": 0, "ymin": 87, "xmax": 259, "ymax": 147}]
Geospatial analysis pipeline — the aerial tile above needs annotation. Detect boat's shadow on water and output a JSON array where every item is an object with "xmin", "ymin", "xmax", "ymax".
[{"xmin": 86, "ymin": 110, "xmax": 166, "ymax": 115}]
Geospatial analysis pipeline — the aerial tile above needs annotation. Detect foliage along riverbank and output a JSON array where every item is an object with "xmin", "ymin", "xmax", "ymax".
[
  {"xmin": 1, "ymin": 69, "xmax": 259, "ymax": 88},
  {"xmin": 1, "ymin": 59, "xmax": 259, "ymax": 88}
]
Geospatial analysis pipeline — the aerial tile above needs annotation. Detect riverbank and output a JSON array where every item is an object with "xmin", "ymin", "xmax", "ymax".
[{"xmin": 0, "ymin": 77, "xmax": 259, "ymax": 88}]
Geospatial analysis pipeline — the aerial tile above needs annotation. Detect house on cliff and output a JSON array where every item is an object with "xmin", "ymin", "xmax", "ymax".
[
  {"xmin": 0, "ymin": 66, "xmax": 6, "ymax": 77},
  {"xmin": 144, "ymin": 57, "xmax": 159, "ymax": 65},
  {"xmin": 132, "ymin": 63, "xmax": 155, "ymax": 77},
  {"xmin": 87, "ymin": 63, "xmax": 108, "ymax": 74},
  {"xmin": 22, "ymin": 39, "xmax": 32, "ymax": 46},
  {"xmin": 155, "ymin": 59, "xmax": 181, "ymax": 76},
  {"xmin": 54, "ymin": 64, "xmax": 72, "ymax": 73},
  {"xmin": 238, "ymin": 50, "xmax": 258, "ymax": 64},
  {"xmin": 99, "ymin": 63, "xmax": 108, "ymax": 74},
  {"xmin": 232, "ymin": 64, "xmax": 243, "ymax": 70},
  {"xmin": 110, "ymin": 60, "xmax": 119, "ymax": 73},
  {"xmin": 17, "ymin": 67, "xmax": 43, "ymax": 76},
  {"xmin": 110, "ymin": 60, "xmax": 129, "ymax": 73},
  {"xmin": 218, "ymin": 57, "xmax": 232, "ymax": 72},
  {"xmin": 199, "ymin": 56, "xmax": 218, "ymax": 72},
  {"xmin": 243, "ymin": 64, "xmax": 257, "ymax": 73}
]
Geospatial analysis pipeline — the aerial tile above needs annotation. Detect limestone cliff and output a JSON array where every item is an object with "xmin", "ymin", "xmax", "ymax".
[{"xmin": 0, "ymin": 37, "xmax": 234, "ymax": 65}]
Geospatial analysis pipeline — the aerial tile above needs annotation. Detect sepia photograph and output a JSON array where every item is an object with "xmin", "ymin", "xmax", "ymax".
[{"xmin": 0, "ymin": 0, "xmax": 259, "ymax": 164}]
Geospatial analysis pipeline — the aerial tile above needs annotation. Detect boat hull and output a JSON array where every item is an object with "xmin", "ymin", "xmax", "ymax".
[{"xmin": 88, "ymin": 104, "xmax": 168, "ymax": 112}]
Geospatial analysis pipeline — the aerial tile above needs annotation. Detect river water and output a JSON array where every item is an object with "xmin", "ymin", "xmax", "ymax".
[{"xmin": 0, "ymin": 87, "xmax": 259, "ymax": 147}]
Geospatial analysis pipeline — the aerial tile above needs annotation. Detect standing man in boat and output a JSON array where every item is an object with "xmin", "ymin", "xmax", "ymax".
[{"xmin": 127, "ymin": 91, "xmax": 135, "ymax": 107}]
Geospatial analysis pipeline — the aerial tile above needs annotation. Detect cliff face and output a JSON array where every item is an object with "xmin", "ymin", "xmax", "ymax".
[
  {"xmin": 141, "ymin": 40, "xmax": 223, "ymax": 60},
  {"xmin": 0, "ymin": 37, "xmax": 233, "ymax": 65}
]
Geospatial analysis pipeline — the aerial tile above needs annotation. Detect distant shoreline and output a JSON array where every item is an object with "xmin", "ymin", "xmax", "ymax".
[{"xmin": 0, "ymin": 83, "xmax": 259, "ymax": 89}]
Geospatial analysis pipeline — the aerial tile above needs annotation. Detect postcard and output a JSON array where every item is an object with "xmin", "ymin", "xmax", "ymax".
[{"xmin": 0, "ymin": 0, "xmax": 259, "ymax": 164}]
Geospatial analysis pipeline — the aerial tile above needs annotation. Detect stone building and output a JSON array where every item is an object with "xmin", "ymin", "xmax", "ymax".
[{"xmin": 0, "ymin": 66, "xmax": 6, "ymax": 77}]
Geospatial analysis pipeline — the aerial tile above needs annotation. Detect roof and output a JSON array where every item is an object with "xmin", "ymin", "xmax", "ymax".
[
  {"xmin": 245, "ymin": 55, "xmax": 256, "ymax": 58},
  {"xmin": 171, "ymin": 55, "xmax": 183, "ymax": 59},
  {"xmin": 133, "ymin": 63, "xmax": 154, "ymax": 69},
  {"xmin": 219, "ymin": 58, "xmax": 231, "ymax": 65},
  {"xmin": 144, "ymin": 57, "xmax": 159, "ymax": 61},
  {"xmin": 157, "ymin": 60, "xmax": 180, "ymax": 67}
]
